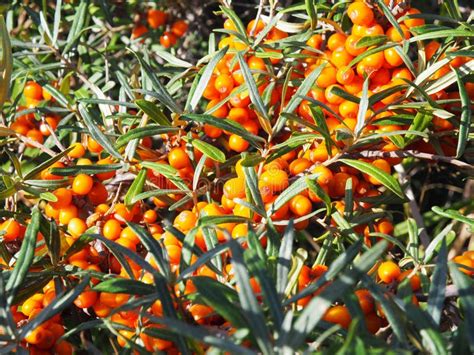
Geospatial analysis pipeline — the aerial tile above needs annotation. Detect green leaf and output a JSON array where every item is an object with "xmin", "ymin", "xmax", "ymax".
[
  {"xmin": 431, "ymin": 206, "xmax": 474, "ymax": 228},
  {"xmin": 186, "ymin": 46, "xmax": 228, "ymax": 111},
  {"xmin": 131, "ymin": 189, "xmax": 182, "ymax": 204},
  {"xmin": 449, "ymin": 264, "xmax": 474, "ymax": 353},
  {"xmin": 93, "ymin": 278, "xmax": 155, "ymax": 295},
  {"xmin": 409, "ymin": 29, "xmax": 474, "ymax": 43},
  {"xmin": 304, "ymin": 0, "xmax": 317, "ymax": 29},
  {"xmin": 192, "ymin": 276, "xmax": 248, "ymax": 328},
  {"xmin": 242, "ymin": 165, "xmax": 266, "ymax": 216},
  {"xmin": 404, "ymin": 110, "xmax": 433, "ymax": 146},
  {"xmin": 126, "ymin": 222, "xmax": 171, "ymax": 280},
  {"xmin": 355, "ymin": 35, "xmax": 388, "ymax": 48},
  {"xmin": 190, "ymin": 139, "xmax": 225, "ymax": 163},
  {"xmin": 355, "ymin": 76, "xmax": 369, "ymax": 136},
  {"xmin": 78, "ymin": 103, "xmax": 123, "ymax": 161},
  {"xmin": 124, "ymin": 169, "xmax": 147, "ymax": 209},
  {"xmin": 427, "ymin": 239, "xmax": 447, "ymax": 326},
  {"xmin": 50, "ymin": 164, "xmax": 122, "ymax": 176},
  {"xmin": 23, "ymin": 146, "xmax": 74, "ymax": 180},
  {"xmin": 244, "ymin": 248, "xmax": 285, "ymax": 328},
  {"xmin": 131, "ymin": 51, "xmax": 182, "ymax": 113},
  {"xmin": 339, "ymin": 159, "xmax": 406, "ymax": 199},
  {"xmin": 141, "ymin": 161, "xmax": 190, "ymax": 192},
  {"xmin": 276, "ymin": 220, "xmax": 295, "ymax": 297},
  {"xmin": 283, "ymin": 63, "xmax": 325, "ymax": 116},
  {"xmin": 62, "ymin": 0, "xmax": 87, "ymax": 54},
  {"xmin": 219, "ymin": 6, "xmax": 248, "ymax": 40},
  {"xmin": 0, "ymin": 14, "xmax": 12, "ymax": 109},
  {"xmin": 236, "ymin": 52, "xmax": 270, "ymax": 123},
  {"xmin": 135, "ymin": 99, "xmax": 171, "ymax": 126},
  {"xmin": 228, "ymin": 240, "xmax": 272, "ymax": 355},
  {"xmin": 115, "ymin": 125, "xmax": 178, "ymax": 148},
  {"xmin": 181, "ymin": 113, "xmax": 264, "ymax": 147},
  {"xmin": 5, "ymin": 207, "xmax": 40, "ymax": 305},
  {"xmin": 454, "ymin": 69, "xmax": 471, "ymax": 158},
  {"xmin": 269, "ymin": 175, "xmax": 310, "ymax": 216}
]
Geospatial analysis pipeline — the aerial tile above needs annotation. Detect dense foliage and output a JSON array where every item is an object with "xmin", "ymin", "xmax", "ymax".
[{"xmin": 0, "ymin": 0, "xmax": 473, "ymax": 354}]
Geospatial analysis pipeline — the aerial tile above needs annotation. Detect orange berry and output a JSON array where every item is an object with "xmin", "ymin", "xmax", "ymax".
[
  {"xmin": 323, "ymin": 305, "xmax": 352, "ymax": 329},
  {"xmin": 403, "ymin": 8, "xmax": 425, "ymax": 28},
  {"xmin": 246, "ymin": 19, "xmax": 265, "ymax": 36},
  {"xmin": 397, "ymin": 270, "xmax": 421, "ymax": 291},
  {"xmin": 67, "ymin": 142, "xmax": 85, "ymax": 158},
  {"xmin": 74, "ymin": 289, "xmax": 98, "ymax": 309},
  {"xmin": 174, "ymin": 210, "xmax": 197, "ymax": 231},
  {"xmin": 355, "ymin": 289, "xmax": 375, "ymax": 315},
  {"xmin": 366, "ymin": 159, "xmax": 391, "ymax": 185},
  {"xmin": 260, "ymin": 169, "xmax": 289, "ymax": 193},
  {"xmin": 168, "ymin": 147, "xmax": 190, "ymax": 169},
  {"xmin": 330, "ymin": 172, "xmax": 358, "ymax": 197},
  {"xmin": 228, "ymin": 134, "xmax": 249, "ymax": 152},
  {"xmin": 88, "ymin": 182, "xmax": 108, "ymax": 205},
  {"xmin": 331, "ymin": 47, "xmax": 353, "ymax": 68},
  {"xmin": 347, "ymin": 2, "xmax": 374, "ymax": 25},
  {"xmin": 307, "ymin": 34, "xmax": 323, "ymax": 49},
  {"xmin": 72, "ymin": 174, "xmax": 94, "ymax": 195},
  {"xmin": 312, "ymin": 165, "xmax": 334, "ymax": 186},
  {"xmin": 378, "ymin": 261, "xmax": 401, "ymax": 283},
  {"xmin": 87, "ymin": 137, "xmax": 103, "ymax": 154},
  {"xmin": 1, "ymin": 219, "xmax": 21, "ymax": 242},
  {"xmin": 325, "ymin": 84, "xmax": 345, "ymax": 105},
  {"xmin": 289, "ymin": 194, "xmax": 312, "ymax": 216},
  {"xmin": 26, "ymin": 129, "xmax": 44, "ymax": 146},
  {"xmin": 143, "ymin": 209, "xmax": 158, "ymax": 224},
  {"xmin": 67, "ymin": 218, "xmax": 87, "ymax": 238},
  {"xmin": 384, "ymin": 47, "xmax": 403, "ymax": 67},
  {"xmin": 160, "ymin": 32, "xmax": 177, "ymax": 48},
  {"xmin": 59, "ymin": 205, "xmax": 78, "ymax": 225},
  {"xmin": 131, "ymin": 25, "xmax": 148, "ymax": 40},
  {"xmin": 147, "ymin": 9, "xmax": 167, "ymax": 29},
  {"xmin": 316, "ymin": 66, "xmax": 337, "ymax": 88},
  {"xmin": 365, "ymin": 313, "xmax": 383, "ymax": 334},
  {"xmin": 214, "ymin": 74, "xmax": 234, "ymax": 95},
  {"xmin": 289, "ymin": 158, "xmax": 312, "ymax": 175},
  {"xmin": 24, "ymin": 81, "xmax": 43, "ymax": 100},
  {"xmin": 452, "ymin": 256, "xmax": 474, "ymax": 276},
  {"xmin": 327, "ymin": 33, "xmax": 347, "ymax": 51},
  {"xmin": 223, "ymin": 177, "xmax": 246, "ymax": 200},
  {"xmin": 103, "ymin": 219, "xmax": 122, "ymax": 240}
]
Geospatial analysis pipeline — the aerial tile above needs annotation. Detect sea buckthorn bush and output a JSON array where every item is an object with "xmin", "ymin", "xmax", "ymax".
[{"xmin": 0, "ymin": 0, "xmax": 473, "ymax": 353}]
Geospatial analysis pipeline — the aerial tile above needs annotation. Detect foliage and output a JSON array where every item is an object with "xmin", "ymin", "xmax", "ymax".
[{"xmin": 0, "ymin": 0, "xmax": 473, "ymax": 354}]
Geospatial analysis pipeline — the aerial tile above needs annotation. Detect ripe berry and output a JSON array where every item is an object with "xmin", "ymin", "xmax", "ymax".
[
  {"xmin": 378, "ymin": 261, "xmax": 401, "ymax": 283},
  {"xmin": 347, "ymin": 2, "xmax": 374, "ymax": 26},
  {"xmin": 323, "ymin": 305, "xmax": 352, "ymax": 329},
  {"xmin": 72, "ymin": 174, "xmax": 94, "ymax": 195},
  {"xmin": 168, "ymin": 147, "xmax": 190, "ymax": 169},
  {"xmin": 147, "ymin": 9, "xmax": 167, "ymax": 29}
]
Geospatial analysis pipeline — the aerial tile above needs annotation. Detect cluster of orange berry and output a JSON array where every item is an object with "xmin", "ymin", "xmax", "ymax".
[
  {"xmin": 132, "ymin": 8, "xmax": 188, "ymax": 48},
  {"xmin": 11, "ymin": 282, "xmax": 73, "ymax": 354},
  {"xmin": 9, "ymin": 81, "xmax": 60, "ymax": 147},
  {"xmin": 3, "ymin": 0, "xmax": 474, "ymax": 352}
]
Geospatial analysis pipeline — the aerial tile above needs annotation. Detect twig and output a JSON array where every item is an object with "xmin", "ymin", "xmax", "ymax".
[
  {"xmin": 395, "ymin": 164, "xmax": 431, "ymax": 249},
  {"xmin": 17, "ymin": 134, "xmax": 56, "ymax": 156}
]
